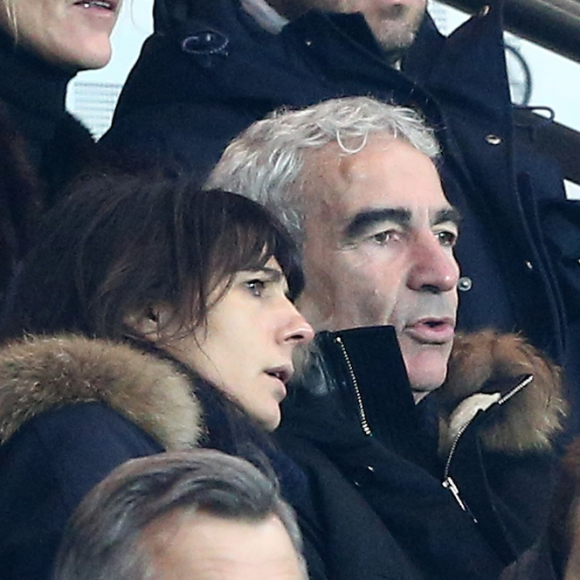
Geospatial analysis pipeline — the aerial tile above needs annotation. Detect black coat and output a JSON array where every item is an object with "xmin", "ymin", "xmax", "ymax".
[
  {"xmin": 277, "ymin": 326, "xmax": 565, "ymax": 580},
  {"xmin": 0, "ymin": 30, "xmax": 97, "ymax": 304},
  {"xmin": 103, "ymin": 0, "xmax": 580, "ymax": 430}
]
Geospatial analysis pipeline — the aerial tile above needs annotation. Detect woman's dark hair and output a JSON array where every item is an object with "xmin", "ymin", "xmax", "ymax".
[{"xmin": 1, "ymin": 173, "xmax": 304, "ymax": 341}]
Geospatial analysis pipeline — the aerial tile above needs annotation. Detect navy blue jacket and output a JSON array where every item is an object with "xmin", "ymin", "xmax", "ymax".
[{"xmin": 0, "ymin": 335, "xmax": 313, "ymax": 580}]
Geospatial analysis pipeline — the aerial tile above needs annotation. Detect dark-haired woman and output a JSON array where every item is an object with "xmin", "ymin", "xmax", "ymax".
[
  {"xmin": 0, "ymin": 176, "xmax": 315, "ymax": 580},
  {"xmin": 0, "ymin": 0, "xmax": 122, "ymax": 304}
]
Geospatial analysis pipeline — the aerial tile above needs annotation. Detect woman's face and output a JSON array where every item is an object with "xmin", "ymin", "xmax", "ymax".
[
  {"xmin": 1, "ymin": 0, "xmax": 122, "ymax": 70},
  {"xmin": 160, "ymin": 258, "xmax": 315, "ymax": 431}
]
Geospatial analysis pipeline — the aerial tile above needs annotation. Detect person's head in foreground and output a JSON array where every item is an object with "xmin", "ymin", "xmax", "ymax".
[
  {"xmin": 2, "ymin": 176, "xmax": 313, "ymax": 430},
  {"xmin": 53, "ymin": 449, "xmax": 308, "ymax": 580},
  {"xmin": 207, "ymin": 96, "xmax": 460, "ymax": 402},
  {"xmin": 0, "ymin": 0, "xmax": 122, "ymax": 70}
]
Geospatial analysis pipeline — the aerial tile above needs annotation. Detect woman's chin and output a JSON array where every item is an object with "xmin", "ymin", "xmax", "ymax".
[
  {"xmin": 67, "ymin": 40, "xmax": 113, "ymax": 71},
  {"xmin": 38, "ymin": 38, "xmax": 113, "ymax": 72}
]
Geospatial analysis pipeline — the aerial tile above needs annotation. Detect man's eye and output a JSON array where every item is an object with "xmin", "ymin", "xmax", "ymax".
[
  {"xmin": 371, "ymin": 230, "xmax": 399, "ymax": 245},
  {"xmin": 245, "ymin": 279, "xmax": 267, "ymax": 297},
  {"xmin": 437, "ymin": 230, "xmax": 458, "ymax": 247}
]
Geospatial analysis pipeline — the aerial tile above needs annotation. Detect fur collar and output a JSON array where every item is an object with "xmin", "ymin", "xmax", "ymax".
[
  {"xmin": 437, "ymin": 330, "xmax": 568, "ymax": 454},
  {"xmin": 0, "ymin": 334, "xmax": 203, "ymax": 450}
]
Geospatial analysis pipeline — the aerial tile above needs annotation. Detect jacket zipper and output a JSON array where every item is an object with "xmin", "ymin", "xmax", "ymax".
[
  {"xmin": 442, "ymin": 404, "xmax": 479, "ymax": 523},
  {"xmin": 442, "ymin": 373, "xmax": 534, "ymax": 522},
  {"xmin": 334, "ymin": 335, "xmax": 372, "ymax": 436}
]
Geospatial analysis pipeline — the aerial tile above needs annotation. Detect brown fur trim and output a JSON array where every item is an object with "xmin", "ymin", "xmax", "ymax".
[
  {"xmin": 437, "ymin": 330, "xmax": 568, "ymax": 454},
  {"xmin": 0, "ymin": 335, "xmax": 203, "ymax": 450}
]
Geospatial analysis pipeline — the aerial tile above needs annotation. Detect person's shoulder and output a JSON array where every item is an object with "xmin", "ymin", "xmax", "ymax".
[
  {"xmin": 0, "ymin": 402, "xmax": 161, "ymax": 498},
  {"xmin": 0, "ymin": 402, "xmax": 162, "ymax": 580},
  {"xmin": 101, "ymin": 100, "xmax": 246, "ymax": 179}
]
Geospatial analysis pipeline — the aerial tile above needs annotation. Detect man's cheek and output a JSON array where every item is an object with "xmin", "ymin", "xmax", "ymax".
[{"xmin": 355, "ymin": 287, "xmax": 396, "ymax": 326}]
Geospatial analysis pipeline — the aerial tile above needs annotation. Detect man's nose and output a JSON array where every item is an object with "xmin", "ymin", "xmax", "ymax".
[{"xmin": 407, "ymin": 234, "xmax": 460, "ymax": 293}]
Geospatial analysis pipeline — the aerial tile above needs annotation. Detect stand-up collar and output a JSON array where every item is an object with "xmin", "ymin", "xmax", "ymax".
[{"xmin": 0, "ymin": 28, "xmax": 74, "ymax": 164}]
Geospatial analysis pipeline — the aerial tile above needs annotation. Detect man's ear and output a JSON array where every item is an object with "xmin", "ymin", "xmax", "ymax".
[{"xmin": 123, "ymin": 304, "xmax": 175, "ymax": 342}]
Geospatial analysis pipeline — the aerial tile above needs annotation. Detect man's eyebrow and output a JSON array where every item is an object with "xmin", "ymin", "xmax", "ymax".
[
  {"xmin": 433, "ymin": 207, "xmax": 462, "ymax": 228},
  {"xmin": 344, "ymin": 208, "xmax": 411, "ymax": 240}
]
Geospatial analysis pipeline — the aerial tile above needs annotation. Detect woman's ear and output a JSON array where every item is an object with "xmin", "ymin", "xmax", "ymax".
[{"xmin": 123, "ymin": 304, "xmax": 175, "ymax": 342}]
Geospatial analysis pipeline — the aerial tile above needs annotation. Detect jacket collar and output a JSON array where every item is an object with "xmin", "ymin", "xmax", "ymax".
[{"xmin": 285, "ymin": 327, "xmax": 566, "ymax": 458}]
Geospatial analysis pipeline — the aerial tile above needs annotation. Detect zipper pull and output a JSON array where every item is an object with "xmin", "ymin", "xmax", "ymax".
[{"xmin": 442, "ymin": 476, "xmax": 478, "ymax": 523}]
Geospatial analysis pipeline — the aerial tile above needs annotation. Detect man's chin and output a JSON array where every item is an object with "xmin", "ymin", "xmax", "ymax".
[
  {"xmin": 375, "ymin": 29, "xmax": 417, "ymax": 53},
  {"xmin": 411, "ymin": 389, "xmax": 434, "ymax": 404},
  {"xmin": 403, "ymin": 348, "xmax": 450, "ymax": 403}
]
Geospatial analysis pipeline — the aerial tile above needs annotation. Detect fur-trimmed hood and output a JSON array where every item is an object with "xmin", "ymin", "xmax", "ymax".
[{"xmin": 0, "ymin": 334, "xmax": 203, "ymax": 451}]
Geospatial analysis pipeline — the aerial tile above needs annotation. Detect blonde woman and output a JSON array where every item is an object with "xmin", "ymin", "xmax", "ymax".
[{"xmin": 0, "ymin": 0, "xmax": 122, "ymax": 304}]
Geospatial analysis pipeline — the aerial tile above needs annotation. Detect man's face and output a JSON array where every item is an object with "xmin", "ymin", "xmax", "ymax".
[
  {"xmin": 145, "ymin": 512, "xmax": 305, "ymax": 580},
  {"xmin": 272, "ymin": 0, "xmax": 427, "ymax": 52},
  {"xmin": 298, "ymin": 137, "xmax": 460, "ymax": 401}
]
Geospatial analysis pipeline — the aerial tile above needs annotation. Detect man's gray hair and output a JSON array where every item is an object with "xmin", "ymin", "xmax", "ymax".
[
  {"xmin": 53, "ymin": 449, "xmax": 307, "ymax": 580},
  {"xmin": 207, "ymin": 96, "xmax": 440, "ymax": 243}
]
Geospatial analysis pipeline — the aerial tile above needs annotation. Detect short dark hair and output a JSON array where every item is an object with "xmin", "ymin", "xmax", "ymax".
[
  {"xmin": 1, "ymin": 174, "xmax": 304, "ymax": 341},
  {"xmin": 53, "ymin": 449, "xmax": 307, "ymax": 580}
]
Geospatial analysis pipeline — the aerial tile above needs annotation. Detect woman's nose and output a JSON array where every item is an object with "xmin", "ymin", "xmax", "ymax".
[{"xmin": 284, "ymin": 303, "xmax": 315, "ymax": 345}]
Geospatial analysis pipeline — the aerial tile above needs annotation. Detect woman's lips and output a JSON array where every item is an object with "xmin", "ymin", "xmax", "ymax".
[
  {"xmin": 265, "ymin": 366, "xmax": 293, "ymax": 401},
  {"xmin": 73, "ymin": 1, "xmax": 118, "ymax": 15},
  {"xmin": 74, "ymin": 1, "xmax": 114, "ymax": 8}
]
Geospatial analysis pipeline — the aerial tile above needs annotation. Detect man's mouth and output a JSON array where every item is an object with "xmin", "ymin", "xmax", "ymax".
[{"xmin": 404, "ymin": 318, "xmax": 455, "ymax": 344}]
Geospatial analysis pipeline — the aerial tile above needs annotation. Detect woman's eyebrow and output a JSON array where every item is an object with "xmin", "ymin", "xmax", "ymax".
[{"xmin": 246, "ymin": 266, "xmax": 284, "ymax": 282}]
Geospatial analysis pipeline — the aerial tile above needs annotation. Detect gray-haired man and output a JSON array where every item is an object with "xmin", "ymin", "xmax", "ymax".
[{"xmin": 208, "ymin": 96, "xmax": 566, "ymax": 580}]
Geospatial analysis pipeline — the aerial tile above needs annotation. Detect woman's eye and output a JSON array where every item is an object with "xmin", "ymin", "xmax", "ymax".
[{"xmin": 245, "ymin": 279, "xmax": 267, "ymax": 297}]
